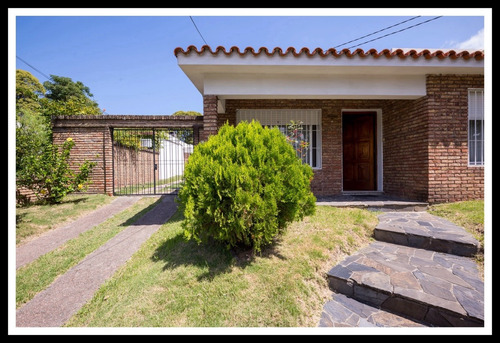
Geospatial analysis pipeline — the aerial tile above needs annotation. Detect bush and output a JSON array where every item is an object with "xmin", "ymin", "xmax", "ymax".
[
  {"xmin": 16, "ymin": 137, "xmax": 96, "ymax": 204},
  {"xmin": 178, "ymin": 120, "xmax": 316, "ymax": 252}
]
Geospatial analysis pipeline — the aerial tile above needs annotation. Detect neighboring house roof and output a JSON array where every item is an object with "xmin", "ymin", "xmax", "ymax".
[
  {"xmin": 174, "ymin": 46, "xmax": 484, "ymax": 101},
  {"xmin": 174, "ymin": 45, "xmax": 484, "ymax": 61}
]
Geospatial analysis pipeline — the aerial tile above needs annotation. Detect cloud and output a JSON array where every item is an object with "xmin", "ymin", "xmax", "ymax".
[{"xmin": 445, "ymin": 28, "xmax": 484, "ymax": 50}]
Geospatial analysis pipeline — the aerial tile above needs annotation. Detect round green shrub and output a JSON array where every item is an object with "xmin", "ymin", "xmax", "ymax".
[{"xmin": 178, "ymin": 120, "xmax": 316, "ymax": 252}]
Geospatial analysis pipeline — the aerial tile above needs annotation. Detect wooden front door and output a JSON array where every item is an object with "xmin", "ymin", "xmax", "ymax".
[{"xmin": 342, "ymin": 112, "xmax": 376, "ymax": 191}]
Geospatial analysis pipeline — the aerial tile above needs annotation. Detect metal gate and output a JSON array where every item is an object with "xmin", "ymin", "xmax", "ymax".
[{"xmin": 112, "ymin": 128, "xmax": 194, "ymax": 195}]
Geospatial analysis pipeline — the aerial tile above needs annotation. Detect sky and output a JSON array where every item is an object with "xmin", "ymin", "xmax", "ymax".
[{"xmin": 10, "ymin": 8, "xmax": 490, "ymax": 116}]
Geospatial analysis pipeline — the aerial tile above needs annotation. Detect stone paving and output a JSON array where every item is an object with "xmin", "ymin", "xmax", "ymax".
[
  {"xmin": 319, "ymin": 211, "xmax": 484, "ymax": 328},
  {"xmin": 319, "ymin": 292, "xmax": 426, "ymax": 327},
  {"xmin": 375, "ymin": 212, "xmax": 480, "ymax": 257},
  {"xmin": 316, "ymin": 194, "xmax": 429, "ymax": 212}
]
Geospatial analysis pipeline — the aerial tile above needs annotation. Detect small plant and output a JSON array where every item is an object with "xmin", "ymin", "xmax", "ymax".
[
  {"xmin": 16, "ymin": 137, "xmax": 97, "ymax": 204},
  {"xmin": 285, "ymin": 120, "xmax": 309, "ymax": 158},
  {"xmin": 178, "ymin": 120, "xmax": 316, "ymax": 253}
]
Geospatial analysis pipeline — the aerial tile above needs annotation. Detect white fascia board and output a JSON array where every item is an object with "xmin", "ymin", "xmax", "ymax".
[
  {"xmin": 204, "ymin": 73, "xmax": 426, "ymax": 99},
  {"xmin": 177, "ymin": 51, "xmax": 484, "ymax": 70},
  {"xmin": 177, "ymin": 52, "xmax": 483, "ymax": 96}
]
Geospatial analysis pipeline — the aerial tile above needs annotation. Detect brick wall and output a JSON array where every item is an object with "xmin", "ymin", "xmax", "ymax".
[
  {"xmin": 219, "ymin": 85, "xmax": 484, "ymax": 203},
  {"xmin": 224, "ymin": 99, "xmax": 409, "ymax": 197},
  {"xmin": 52, "ymin": 126, "xmax": 113, "ymax": 195},
  {"xmin": 201, "ymin": 95, "xmax": 218, "ymax": 141},
  {"xmin": 426, "ymin": 74, "xmax": 484, "ymax": 203},
  {"xmin": 49, "ymin": 115, "xmax": 203, "ymax": 198},
  {"xmin": 382, "ymin": 98, "xmax": 429, "ymax": 201},
  {"xmin": 113, "ymin": 145, "xmax": 159, "ymax": 193}
]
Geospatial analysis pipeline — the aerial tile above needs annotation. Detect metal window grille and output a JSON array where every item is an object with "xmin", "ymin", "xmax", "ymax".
[
  {"xmin": 468, "ymin": 89, "xmax": 484, "ymax": 166},
  {"xmin": 236, "ymin": 109, "xmax": 322, "ymax": 169}
]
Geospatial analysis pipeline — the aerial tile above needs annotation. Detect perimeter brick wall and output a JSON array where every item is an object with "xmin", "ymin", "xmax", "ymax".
[
  {"xmin": 51, "ymin": 115, "xmax": 203, "ymax": 197},
  {"xmin": 52, "ymin": 126, "xmax": 113, "ymax": 195}
]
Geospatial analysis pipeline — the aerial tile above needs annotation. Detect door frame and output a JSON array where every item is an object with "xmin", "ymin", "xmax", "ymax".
[{"xmin": 341, "ymin": 109, "xmax": 383, "ymax": 192}]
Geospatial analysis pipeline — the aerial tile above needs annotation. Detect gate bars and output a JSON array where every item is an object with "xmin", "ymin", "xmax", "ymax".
[{"xmin": 112, "ymin": 128, "xmax": 194, "ymax": 195}]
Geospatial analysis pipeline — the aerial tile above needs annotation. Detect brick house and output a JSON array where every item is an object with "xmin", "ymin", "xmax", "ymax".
[{"xmin": 174, "ymin": 46, "xmax": 485, "ymax": 204}]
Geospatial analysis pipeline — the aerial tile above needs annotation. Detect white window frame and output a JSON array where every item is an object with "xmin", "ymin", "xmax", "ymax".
[
  {"xmin": 468, "ymin": 88, "xmax": 484, "ymax": 167},
  {"xmin": 236, "ymin": 109, "xmax": 322, "ymax": 169}
]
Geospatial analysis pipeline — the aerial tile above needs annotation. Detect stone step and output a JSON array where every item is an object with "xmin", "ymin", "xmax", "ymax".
[
  {"xmin": 374, "ymin": 212, "xmax": 480, "ymax": 257},
  {"xmin": 319, "ymin": 292, "xmax": 427, "ymax": 327},
  {"xmin": 326, "ymin": 241, "xmax": 484, "ymax": 327},
  {"xmin": 316, "ymin": 194, "xmax": 429, "ymax": 212}
]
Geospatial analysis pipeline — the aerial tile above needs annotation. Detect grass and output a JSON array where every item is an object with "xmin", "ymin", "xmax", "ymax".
[
  {"xmin": 65, "ymin": 205, "xmax": 378, "ymax": 327},
  {"xmin": 16, "ymin": 196, "xmax": 161, "ymax": 309},
  {"xmin": 16, "ymin": 195, "xmax": 484, "ymax": 327},
  {"xmin": 428, "ymin": 199, "xmax": 485, "ymax": 278},
  {"xmin": 16, "ymin": 194, "xmax": 114, "ymax": 246},
  {"xmin": 114, "ymin": 175, "xmax": 184, "ymax": 195}
]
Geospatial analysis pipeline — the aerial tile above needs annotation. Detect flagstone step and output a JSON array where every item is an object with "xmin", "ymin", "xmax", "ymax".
[
  {"xmin": 374, "ymin": 212, "xmax": 480, "ymax": 257},
  {"xmin": 326, "ymin": 241, "xmax": 484, "ymax": 327},
  {"xmin": 319, "ymin": 292, "xmax": 427, "ymax": 327}
]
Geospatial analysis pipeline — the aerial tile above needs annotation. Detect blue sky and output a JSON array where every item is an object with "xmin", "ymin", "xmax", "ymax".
[{"xmin": 11, "ymin": 8, "xmax": 490, "ymax": 115}]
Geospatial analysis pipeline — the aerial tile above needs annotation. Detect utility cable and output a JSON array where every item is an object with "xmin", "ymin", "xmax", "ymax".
[
  {"xmin": 16, "ymin": 55, "xmax": 51, "ymax": 80},
  {"xmin": 333, "ymin": 16, "xmax": 422, "ymax": 49},
  {"xmin": 189, "ymin": 16, "xmax": 208, "ymax": 46},
  {"xmin": 344, "ymin": 16, "xmax": 443, "ymax": 50}
]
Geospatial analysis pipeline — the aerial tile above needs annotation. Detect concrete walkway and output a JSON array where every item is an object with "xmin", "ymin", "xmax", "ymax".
[
  {"xmin": 16, "ymin": 195, "xmax": 178, "ymax": 327},
  {"xmin": 16, "ymin": 196, "xmax": 141, "ymax": 269},
  {"xmin": 319, "ymin": 211, "xmax": 483, "ymax": 327}
]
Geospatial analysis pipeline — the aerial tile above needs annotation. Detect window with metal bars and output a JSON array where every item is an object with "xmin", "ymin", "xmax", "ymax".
[
  {"xmin": 236, "ymin": 109, "xmax": 322, "ymax": 169},
  {"xmin": 468, "ymin": 89, "xmax": 484, "ymax": 166}
]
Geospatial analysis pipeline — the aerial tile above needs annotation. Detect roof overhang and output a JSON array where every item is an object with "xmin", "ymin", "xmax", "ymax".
[{"xmin": 175, "ymin": 47, "xmax": 484, "ymax": 100}]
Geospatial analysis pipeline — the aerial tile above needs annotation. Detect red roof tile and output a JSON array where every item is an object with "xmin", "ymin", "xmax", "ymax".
[{"xmin": 174, "ymin": 45, "xmax": 484, "ymax": 61}]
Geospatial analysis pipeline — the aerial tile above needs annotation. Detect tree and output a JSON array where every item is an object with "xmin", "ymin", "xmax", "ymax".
[
  {"xmin": 171, "ymin": 110, "xmax": 202, "ymax": 144},
  {"xmin": 16, "ymin": 69, "xmax": 46, "ymax": 117},
  {"xmin": 16, "ymin": 70, "xmax": 98, "ymax": 204},
  {"xmin": 172, "ymin": 110, "xmax": 202, "ymax": 116},
  {"xmin": 42, "ymin": 75, "xmax": 102, "ymax": 116},
  {"xmin": 16, "ymin": 70, "xmax": 51, "ymax": 171}
]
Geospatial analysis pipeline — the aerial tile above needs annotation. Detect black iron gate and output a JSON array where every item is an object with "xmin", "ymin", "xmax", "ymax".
[{"xmin": 112, "ymin": 128, "xmax": 194, "ymax": 195}]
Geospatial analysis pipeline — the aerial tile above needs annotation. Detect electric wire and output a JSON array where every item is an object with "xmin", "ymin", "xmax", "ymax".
[
  {"xmin": 343, "ymin": 16, "xmax": 443, "ymax": 50},
  {"xmin": 16, "ymin": 55, "xmax": 51, "ymax": 80},
  {"xmin": 189, "ymin": 16, "xmax": 208, "ymax": 46},
  {"xmin": 333, "ymin": 16, "xmax": 422, "ymax": 49}
]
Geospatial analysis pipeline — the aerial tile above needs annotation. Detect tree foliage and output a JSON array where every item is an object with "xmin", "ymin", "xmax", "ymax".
[
  {"xmin": 172, "ymin": 110, "xmax": 202, "ymax": 116},
  {"xmin": 16, "ymin": 137, "xmax": 96, "ymax": 204},
  {"xmin": 178, "ymin": 120, "xmax": 316, "ymax": 253},
  {"xmin": 16, "ymin": 69, "xmax": 46, "ymax": 115},
  {"xmin": 16, "ymin": 70, "xmax": 98, "ymax": 204},
  {"xmin": 42, "ymin": 75, "xmax": 102, "ymax": 116}
]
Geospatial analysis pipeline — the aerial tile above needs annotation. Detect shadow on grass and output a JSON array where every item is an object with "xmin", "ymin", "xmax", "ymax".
[
  {"xmin": 150, "ymin": 221, "xmax": 287, "ymax": 281},
  {"xmin": 116, "ymin": 196, "xmax": 165, "ymax": 228}
]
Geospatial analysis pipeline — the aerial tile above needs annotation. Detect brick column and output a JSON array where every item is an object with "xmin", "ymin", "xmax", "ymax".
[{"xmin": 201, "ymin": 95, "xmax": 218, "ymax": 141}]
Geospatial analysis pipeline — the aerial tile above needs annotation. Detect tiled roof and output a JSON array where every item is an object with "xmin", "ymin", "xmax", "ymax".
[{"xmin": 174, "ymin": 45, "xmax": 484, "ymax": 60}]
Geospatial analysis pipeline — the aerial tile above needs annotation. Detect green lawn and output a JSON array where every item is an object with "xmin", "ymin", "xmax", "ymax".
[
  {"xmin": 16, "ymin": 196, "xmax": 161, "ymax": 308},
  {"xmin": 16, "ymin": 194, "xmax": 114, "ymax": 245},
  {"xmin": 428, "ymin": 199, "xmax": 485, "ymax": 278},
  {"xmin": 64, "ymin": 205, "xmax": 378, "ymax": 327},
  {"xmin": 16, "ymin": 194, "xmax": 484, "ymax": 327}
]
